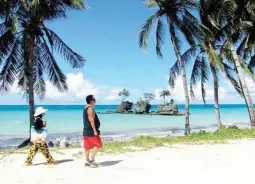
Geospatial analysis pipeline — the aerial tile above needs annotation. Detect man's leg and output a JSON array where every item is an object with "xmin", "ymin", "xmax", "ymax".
[
  {"xmin": 90, "ymin": 146, "xmax": 100, "ymax": 161},
  {"xmin": 85, "ymin": 149, "xmax": 90, "ymax": 162}
]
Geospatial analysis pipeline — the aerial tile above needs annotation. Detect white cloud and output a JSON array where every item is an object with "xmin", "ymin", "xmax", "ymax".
[
  {"xmin": 45, "ymin": 72, "xmax": 99, "ymax": 101},
  {"xmin": 105, "ymin": 88, "xmax": 121, "ymax": 101}
]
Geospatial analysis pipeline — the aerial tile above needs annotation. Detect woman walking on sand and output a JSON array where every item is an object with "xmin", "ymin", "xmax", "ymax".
[{"xmin": 25, "ymin": 107, "xmax": 56, "ymax": 166}]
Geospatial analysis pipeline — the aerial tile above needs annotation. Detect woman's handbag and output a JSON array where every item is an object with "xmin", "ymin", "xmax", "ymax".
[{"xmin": 30, "ymin": 117, "xmax": 48, "ymax": 143}]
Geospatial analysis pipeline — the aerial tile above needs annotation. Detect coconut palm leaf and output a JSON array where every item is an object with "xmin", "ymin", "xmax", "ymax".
[
  {"xmin": 139, "ymin": 12, "xmax": 160, "ymax": 50},
  {"xmin": 0, "ymin": 38, "xmax": 21, "ymax": 92},
  {"xmin": 169, "ymin": 61, "xmax": 180, "ymax": 89},
  {"xmin": 241, "ymin": 59, "xmax": 255, "ymax": 82},
  {"xmin": 155, "ymin": 18, "xmax": 165, "ymax": 58},
  {"xmin": 45, "ymin": 28, "xmax": 85, "ymax": 68},
  {"xmin": 169, "ymin": 22, "xmax": 182, "ymax": 52},
  {"xmin": 0, "ymin": 30, "xmax": 16, "ymax": 60},
  {"xmin": 222, "ymin": 62, "xmax": 243, "ymax": 97},
  {"xmin": 33, "ymin": 42, "xmax": 46, "ymax": 100},
  {"xmin": 169, "ymin": 46, "xmax": 197, "ymax": 89},
  {"xmin": 190, "ymin": 55, "xmax": 209, "ymax": 103},
  {"xmin": 190, "ymin": 56, "xmax": 202, "ymax": 99},
  {"xmin": 248, "ymin": 55, "xmax": 255, "ymax": 72},
  {"xmin": 40, "ymin": 40, "xmax": 68, "ymax": 92},
  {"xmin": 181, "ymin": 45, "xmax": 197, "ymax": 65}
]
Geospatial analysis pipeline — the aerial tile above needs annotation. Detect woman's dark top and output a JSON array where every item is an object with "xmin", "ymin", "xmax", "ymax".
[
  {"xmin": 83, "ymin": 107, "xmax": 101, "ymax": 136},
  {"xmin": 34, "ymin": 115, "xmax": 44, "ymax": 130}
]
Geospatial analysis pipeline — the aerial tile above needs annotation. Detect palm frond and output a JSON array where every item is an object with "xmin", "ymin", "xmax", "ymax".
[
  {"xmin": 241, "ymin": 59, "xmax": 255, "ymax": 83},
  {"xmin": 169, "ymin": 61, "xmax": 180, "ymax": 89},
  {"xmin": 169, "ymin": 22, "xmax": 182, "ymax": 52},
  {"xmin": 40, "ymin": 40, "xmax": 68, "ymax": 92},
  {"xmin": 139, "ymin": 12, "xmax": 159, "ymax": 50},
  {"xmin": 45, "ymin": 28, "xmax": 85, "ymax": 68},
  {"xmin": 0, "ymin": 38, "xmax": 21, "ymax": 92},
  {"xmin": 248, "ymin": 55, "xmax": 255, "ymax": 72},
  {"xmin": 181, "ymin": 45, "xmax": 197, "ymax": 65},
  {"xmin": 0, "ymin": 22, "xmax": 7, "ymax": 36},
  {"xmin": 222, "ymin": 62, "xmax": 243, "ymax": 97},
  {"xmin": 33, "ymin": 43, "xmax": 46, "ymax": 100},
  {"xmin": 0, "ymin": 30, "xmax": 16, "ymax": 61},
  {"xmin": 155, "ymin": 18, "xmax": 165, "ymax": 58},
  {"xmin": 68, "ymin": 0, "xmax": 87, "ymax": 9},
  {"xmin": 236, "ymin": 36, "xmax": 247, "ymax": 56},
  {"xmin": 190, "ymin": 56, "xmax": 202, "ymax": 99}
]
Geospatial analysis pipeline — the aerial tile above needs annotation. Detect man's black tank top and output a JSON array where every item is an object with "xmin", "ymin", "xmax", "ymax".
[{"xmin": 83, "ymin": 107, "xmax": 101, "ymax": 136}]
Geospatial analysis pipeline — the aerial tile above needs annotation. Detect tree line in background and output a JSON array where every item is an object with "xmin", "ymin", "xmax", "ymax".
[
  {"xmin": 139, "ymin": 0, "xmax": 255, "ymax": 134},
  {"xmin": 1, "ymin": 0, "xmax": 255, "ymax": 139}
]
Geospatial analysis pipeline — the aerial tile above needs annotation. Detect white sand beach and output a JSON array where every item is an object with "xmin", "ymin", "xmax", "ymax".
[{"xmin": 0, "ymin": 140, "xmax": 255, "ymax": 184}]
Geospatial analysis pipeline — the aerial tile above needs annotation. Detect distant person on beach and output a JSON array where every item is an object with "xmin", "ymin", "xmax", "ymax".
[
  {"xmin": 83, "ymin": 95, "xmax": 102, "ymax": 167},
  {"xmin": 25, "ymin": 107, "xmax": 56, "ymax": 166}
]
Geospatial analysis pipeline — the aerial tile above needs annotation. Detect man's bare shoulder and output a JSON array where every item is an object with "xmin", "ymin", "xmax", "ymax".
[{"xmin": 87, "ymin": 107, "xmax": 95, "ymax": 115}]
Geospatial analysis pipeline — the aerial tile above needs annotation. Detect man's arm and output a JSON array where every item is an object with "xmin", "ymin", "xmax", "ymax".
[{"xmin": 87, "ymin": 107, "xmax": 98, "ymax": 136}]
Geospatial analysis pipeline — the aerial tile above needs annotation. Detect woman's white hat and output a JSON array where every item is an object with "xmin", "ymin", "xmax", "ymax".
[{"xmin": 34, "ymin": 107, "xmax": 48, "ymax": 117}]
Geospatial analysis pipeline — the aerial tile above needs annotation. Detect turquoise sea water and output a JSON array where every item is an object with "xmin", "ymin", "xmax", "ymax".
[{"xmin": 0, "ymin": 104, "xmax": 251, "ymax": 148}]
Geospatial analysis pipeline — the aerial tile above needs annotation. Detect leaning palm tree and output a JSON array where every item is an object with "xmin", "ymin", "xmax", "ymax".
[
  {"xmin": 190, "ymin": 0, "xmax": 242, "ymax": 128},
  {"xmin": 159, "ymin": 90, "xmax": 170, "ymax": 104},
  {"xmin": 139, "ymin": 0, "xmax": 201, "ymax": 135},
  {"xmin": 219, "ymin": 0, "xmax": 255, "ymax": 126},
  {"xmin": 0, "ymin": 0, "xmax": 86, "ymax": 135},
  {"xmin": 170, "ymin": 0, "xmax": 243, "ymax": 128}
]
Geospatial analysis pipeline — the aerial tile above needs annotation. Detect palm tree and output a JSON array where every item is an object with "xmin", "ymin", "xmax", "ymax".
[
  {"xmin": 190, "ymin": 0, "xmax": 243, "ymax": 128},
  {"xmin": 169, "ymin": 0, "xmax": 243, "ymax": 128},
  {"xmin": 0, "ymin": 1, "xmax": 86, "ymax": 134},
  {"xmin": 159, "ymin": 90, "xmax": 170, "ymax": 104},
  {"xmin": 219, "ymin": 0, "xmax": 255, "ymax": 126},
  {"xmin": 139, "ymin": 0, "xmax": 201, "ymax": 135}
]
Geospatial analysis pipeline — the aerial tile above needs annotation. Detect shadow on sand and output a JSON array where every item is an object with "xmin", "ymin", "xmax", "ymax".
[
  {"xmin": 33, "ymin": 159, "xmax": 74, "ymax": 166},
  {"xmin": 99, "ymin": 160, "xmax": 123, "ymax": 167}
]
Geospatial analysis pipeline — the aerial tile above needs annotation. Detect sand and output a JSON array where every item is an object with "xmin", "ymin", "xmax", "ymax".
[{"xmin": 0, "ymin": 140, "xmax": 255, "ymax": 184}]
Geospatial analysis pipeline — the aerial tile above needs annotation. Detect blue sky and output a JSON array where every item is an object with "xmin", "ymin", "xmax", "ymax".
[{"xmin": 0, "ymin": 0, "xmax": 254, "ymax": 105}]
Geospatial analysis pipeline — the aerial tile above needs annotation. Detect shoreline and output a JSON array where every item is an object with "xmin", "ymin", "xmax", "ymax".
[
  {"xmin": 0, "ymin": 122, "xmax": 250, "ymax": 150},
  {"xmin": 1, "ymin": 125, "xmax": 254, "ymax": 153}
]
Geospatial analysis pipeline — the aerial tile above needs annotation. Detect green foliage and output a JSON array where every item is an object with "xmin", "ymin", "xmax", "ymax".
[
  {"xmin": 0, "ymin": 0, "xmax": 86, "ymax": 99},
  {"xmin": 100, "ymin": 127, "xmax": 255, "ymax": 154},
  {"xmin": 118, "ymin": 88, "xmax": 130, "ymax": 102},
  {"xmin": 159, "ymin": 90, "xmax": 171, "ymax": 104},
  {"xmin": 143, "ymin": 93, "xmax": 155, "ymax": 102}
]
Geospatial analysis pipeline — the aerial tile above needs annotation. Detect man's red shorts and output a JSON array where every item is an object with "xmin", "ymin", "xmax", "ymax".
[{"xmin": 83, "ymin": 136, "xmax": 103, "ymax": 150}]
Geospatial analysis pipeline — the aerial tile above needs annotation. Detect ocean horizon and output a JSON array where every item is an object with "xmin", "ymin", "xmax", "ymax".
[{"xmin": 0, "ymin": 104, "xmax": 252, "ymax": 149}]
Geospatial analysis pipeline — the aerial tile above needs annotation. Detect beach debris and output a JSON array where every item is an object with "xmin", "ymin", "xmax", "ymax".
[{"xmin": 54, "ymin": 137, "xmax": 72, "ymax": 148}]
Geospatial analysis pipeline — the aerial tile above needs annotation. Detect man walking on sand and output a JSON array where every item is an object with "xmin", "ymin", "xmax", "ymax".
[{"xmin": 83, "ymin": 95, "xmax": 102, "ymax": 167}]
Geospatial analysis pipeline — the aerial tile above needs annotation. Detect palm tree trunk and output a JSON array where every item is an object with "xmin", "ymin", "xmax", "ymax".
[
  {"xmin": 28, "ymin": 37, "xmax": 35, "ymax": 136},
  {"xmin": 210, "ymin": 65, "xmax": 222, "ymax": 128},
  {"xmin": 170, "ymin": 35, "xmax": 190, "ymax": 135},
  {"xmin": 230, "ymin": 44, "xmax": 255, "ymax": 126}
]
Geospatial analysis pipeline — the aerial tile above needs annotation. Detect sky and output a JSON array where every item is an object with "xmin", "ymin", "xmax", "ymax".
[{"xmin": 0, "ymin": 0, "xmax": 255, "ymax": 105}]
